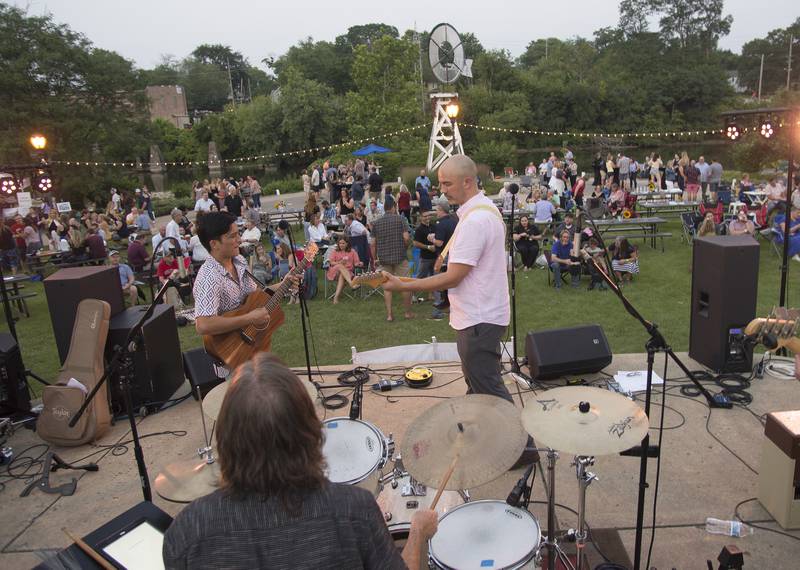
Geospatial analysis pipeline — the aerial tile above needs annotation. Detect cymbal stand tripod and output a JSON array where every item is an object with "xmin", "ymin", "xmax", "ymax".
[
  {"xmin": 541, "ymin": 448, "xmax": 575, "ymax": 570},
  {"xmin": 573, "ymin": 456, "xmax": 598, "ymax": 570},
  {"xmin": 194, "ymin": 384, "xmax": 216, "ymax": 466}
]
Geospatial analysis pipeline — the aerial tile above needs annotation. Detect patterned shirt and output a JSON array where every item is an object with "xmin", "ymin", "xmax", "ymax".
[
  {"xmin": 163, "ymin": 485, "xmax": 405, "ymax": 570},
  {"xmin": 193, "ymin": 255, "xmax": 257, "ymax": 317},
  {"xmin": 371, "ymin": 212, "xmax": 408, "ymax": 265}
]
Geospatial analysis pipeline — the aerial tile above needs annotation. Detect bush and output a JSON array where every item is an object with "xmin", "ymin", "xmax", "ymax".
[
  {"xmin": 473, "ymin": 141, "xmax": 517, "ymax": 175},
  {"xmin": 262, "ymin": 176, "xmax": 303, "ymax": 195}
]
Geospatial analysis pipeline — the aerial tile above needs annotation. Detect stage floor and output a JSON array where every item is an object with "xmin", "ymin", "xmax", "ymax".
[{"xmin": 2, "ymin": 352, "xmax": 799, "ymax": 569}]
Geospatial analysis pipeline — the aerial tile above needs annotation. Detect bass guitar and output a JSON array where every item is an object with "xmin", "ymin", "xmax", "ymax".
[
  {"xmin": 203, "ymin": 242, "xmax": 319, "ymax": 369},
  {"xmin": 744, "ymin": 308, "xmax": 800, "ymax": 355}
]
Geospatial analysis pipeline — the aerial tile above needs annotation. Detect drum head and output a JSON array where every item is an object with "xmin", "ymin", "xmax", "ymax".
[
  {"xmin": 430, "ymin": 500, "xmax": 541, "ymax": 570},
  {"xmin": 322, "ymin": 418, "xmax": 384, "ymax": 485},
  {"xmin": 388, "ymin": 523, "xmax": 410, "ymax": 554}
]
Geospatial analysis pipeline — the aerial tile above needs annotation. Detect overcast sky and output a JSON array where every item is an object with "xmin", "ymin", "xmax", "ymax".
[{"xmin": 13, "ymin": 0, "xmax": 798, "ymax": 69}]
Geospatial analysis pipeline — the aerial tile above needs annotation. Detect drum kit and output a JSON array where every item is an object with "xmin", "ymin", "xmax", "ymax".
[{"xmin": 153, "ymin": 377, "xmax": 649, "ymax": 570}]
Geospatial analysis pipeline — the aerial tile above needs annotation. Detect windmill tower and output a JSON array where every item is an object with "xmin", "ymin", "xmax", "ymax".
[{"xmin": 426, "ymin": 23, "xmax": 471, "ymax": 172}]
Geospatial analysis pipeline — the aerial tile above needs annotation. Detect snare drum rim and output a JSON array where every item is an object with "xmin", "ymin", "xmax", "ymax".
[
  {"xmin": 322, "ymin": 417, "xmax": 390, "ymax": 486},
  {"xmin": 429, "ymin": 499, "xmax": 541, "ymax": 570}
]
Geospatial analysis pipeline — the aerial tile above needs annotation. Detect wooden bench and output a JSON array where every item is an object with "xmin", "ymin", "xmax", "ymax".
[{"xmin": 605, "ymin": 232, "xmax": 672, "ymax": 252}]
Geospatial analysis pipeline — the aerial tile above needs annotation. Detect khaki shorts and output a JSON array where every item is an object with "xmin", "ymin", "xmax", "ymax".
[{"xmin": 379, "ymin": 260, "xmax": 410, "ymax": 277}]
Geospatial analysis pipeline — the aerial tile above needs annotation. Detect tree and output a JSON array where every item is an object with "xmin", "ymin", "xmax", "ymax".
[
  {"xmin": 271, "ymin": 38, "xmax": 352, "ymax": 94},
  {"xmin": 737, "ymin": 18, "xmax": 800, "ymax": 95},
  {"xmin": 181, "ymin": 60, "xmax": 231, "ymax": 112},
  {"xmin": 345, "ymin": 36, "xmax": 420, "ymax": 139},
  {"xmin": 337, "ymin": 24, "xmax": 399, "ymax": 50},
  {"xmin": 471, "ymin": 50, "xmax": 520, "ymax": 93}
]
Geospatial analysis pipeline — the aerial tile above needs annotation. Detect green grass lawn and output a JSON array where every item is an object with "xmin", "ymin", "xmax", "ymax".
[{"xmin": 5, "ymin": 217, "xmax": 797, "ymax": 398}]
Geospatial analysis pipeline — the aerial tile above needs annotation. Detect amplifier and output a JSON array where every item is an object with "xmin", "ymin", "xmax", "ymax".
[{"xmin": 525, "ymin": 325, "xmax": 612, "ymax": 380}]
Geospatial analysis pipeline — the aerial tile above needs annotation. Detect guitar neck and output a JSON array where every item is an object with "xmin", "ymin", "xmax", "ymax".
[{"xmin": 265, "ymin": 259, "xmax": 307, "ymax": 311}]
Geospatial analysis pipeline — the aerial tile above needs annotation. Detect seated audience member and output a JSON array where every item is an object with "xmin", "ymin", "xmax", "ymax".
[
  {"xmin": 152, "ymin": 226, "xmax": 171, "ymax": 257},
  {"xmin": 326, "ymin": 237, "xmax": 363, "ymax": 304},
  {"xmin": 532, "ymin": 193, "xmax": 556, "ymax": 225},
  {"xmin": 555, "ymin": 213, "xmax": 577, "ymax": 241},
  {"xmin": 728, "ymin": 210, "xmax": 756, "ymax": 237},
  {"xmin": 163, "ymin": 354, "xmax": 437, "ymax": 570},
  {"xmin": 513, "ymin": 215, "xmax": 542, "ymax": 271},
  {"xmin": 550, "ymin": 230, "xmax": 580, "ymax": 289},
  {"xmin": 85, "ymin": 226, "xmax": 107, "ymax": 261},
  {"xmin": 697, "ymin": 211, "xmax": 718, "ymax": 237},
  {"xmin": 321, "ymin": 200, "xmax": 337, "ymax": 223},
  {"xmin": 607, "ymin": 183, "xmax": 626, "ymax": 217},
  {"xmin": 307, "ymin": 212, "xmax": 330, "ymax": 246},
  {"xmin": 610, "ymin": 237, "xmax": 639, "ymax": 284},
  {"xmin": 240, "ymin": 219, "xmax": 262, "ymax": 250},
  {"xmin": 251, "ymin": 243, "xmax": 274, "ymax": 285},
  {"xmin": 157, "ymin": 247, "xmax": 192, "ymax": 308},
  {"xmin": 738, "ymin": 173, "xmax": 754, "ymax": 203},
  {"xmin": 126, "ymin": 233, "xmax": 150, "ymax": 272},
  {"xmin": 774, "ymin": 208, "xmax": 800, "ymax": 261},
  {"xmin": 109, "ymin": 250, "xmax": 138, "ymax": 305},
  {"xmin": 765, "ymin": 177, "xmax": 786, "ymax": 221},
  {"xmin": 579, "ymin": 233, "xmax": 607, "ymax": 291}
]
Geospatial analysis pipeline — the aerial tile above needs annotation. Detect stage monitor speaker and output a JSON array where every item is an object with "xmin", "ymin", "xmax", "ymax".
[
  {"xmin": 44, "ymin": 266, "xmax": 124, "ymax": 364},
  {"xmin": 525, "ymin": 325, "xmax": 612, "ymax": 380},
  {"xmin": 689, "ymin": 235, "xmax": 759, "ymax": 373},
  {"xmin": 0, "ymin": 333, "xmax": 30, "ymax": 416},
  {"xmin": 106, "ymin": 305, "xmax": 185, "ymax": 415},
  {"xmin": 183, "ymin": 348, "xmax": 225, "ymax": 401}
]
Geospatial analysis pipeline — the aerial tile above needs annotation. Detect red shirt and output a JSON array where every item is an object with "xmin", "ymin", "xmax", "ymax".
[
  {"xmin": 157, "ymin": 257, "xmax": 190, "ymax": 280},
  {"xmin": 10, "ymin": 222, "xmax": 25, "ymax": 249},
  {"xmin": 397, "ymin": 192, "xmax": 411, "ymax": 211}
]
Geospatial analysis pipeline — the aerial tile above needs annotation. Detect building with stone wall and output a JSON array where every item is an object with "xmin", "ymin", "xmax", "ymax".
[{"xmin": 145, "ymin": 85, "xmax": 190, "ymax": 128}]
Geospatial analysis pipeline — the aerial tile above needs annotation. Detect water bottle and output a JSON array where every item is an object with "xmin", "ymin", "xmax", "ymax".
[{"xmin": 705, "ymin": 517, "xmax": 753, "ymax": 537}]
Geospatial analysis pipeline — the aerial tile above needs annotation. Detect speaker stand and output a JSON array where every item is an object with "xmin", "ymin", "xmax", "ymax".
[{"xmin": 589, "ymin": 258, "xmax": 731, "ymax": 570}]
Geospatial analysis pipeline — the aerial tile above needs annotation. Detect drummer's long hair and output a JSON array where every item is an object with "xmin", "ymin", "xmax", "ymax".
[{"xmin": 216, "ymin": 353, "xmax": 326, "ymax": 505}]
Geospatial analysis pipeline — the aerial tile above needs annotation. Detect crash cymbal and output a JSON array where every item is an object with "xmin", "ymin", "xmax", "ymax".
[
  {"xmin": 154, "ymin": 459, "xmax": 221, "ymax": 503},
  {"xmin": 400, "ymin": 395, "xmax": 528, "ymax": 490},
  {"xmin": 202, "ymin": 378, "xmax": 320, "ymax": 422},
  {"xmin": 521, "ymin": 386, "xmax": 649, "ymax": 456}
]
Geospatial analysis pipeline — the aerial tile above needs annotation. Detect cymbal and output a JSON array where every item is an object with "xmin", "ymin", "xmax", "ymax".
[
  {"xmin": 203, "ymin": 378, "xmax": 320, "ymax": 422},
  {"xmin": 399, "ymin": 395, "xmax": 528, "ymax": 490},
  {"xmin": 521, "ymin": 386, "xmax": 649, "ymax": 456},
  {"xmin": 154, "ymin": 459, "xmax": 221, "ymax": 503}
]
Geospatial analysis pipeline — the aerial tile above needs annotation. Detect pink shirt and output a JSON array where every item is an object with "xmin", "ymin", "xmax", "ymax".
[{"xmin": 447, "ymin": 192, "xmax": 510, "ymax": 330}]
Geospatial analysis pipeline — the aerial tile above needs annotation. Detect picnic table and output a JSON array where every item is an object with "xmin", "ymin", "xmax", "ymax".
[
  {"xmin": 2, "ymin": 274, "xmax": 35, "ymax": 317},
  {"xmin": 593, "ymin": 216, "xmax": 670, "ymax": 251},
  {"xmin": 264, "ymin": 207, "xmax": 305, "ymax": 227},
  {"xmin": 637, "ymin": 200, "xmax": 700, "ymax": 218},
  {"xmin": 631, "ymin": 189, "xmax": 683, "ymax": 198},
  {"xmin": 744, "ymin": 191, "xmax": 768, "ymax": 207}
]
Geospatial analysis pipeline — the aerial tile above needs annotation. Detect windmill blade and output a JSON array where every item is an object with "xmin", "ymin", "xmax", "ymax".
[{"xmin": 428, "ymin": 23, "xmax": 464, "ymax": 84}]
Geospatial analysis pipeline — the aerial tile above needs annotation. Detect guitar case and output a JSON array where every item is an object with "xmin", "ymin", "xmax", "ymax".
[{"xmin": 37, "ymin": 299, "xmax": 112, "ymax": 446}]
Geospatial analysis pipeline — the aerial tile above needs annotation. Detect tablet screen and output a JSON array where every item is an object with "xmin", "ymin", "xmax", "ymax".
[{"xmin": 101, "ymin": 521, "xmax": 165, "ymax": 570}]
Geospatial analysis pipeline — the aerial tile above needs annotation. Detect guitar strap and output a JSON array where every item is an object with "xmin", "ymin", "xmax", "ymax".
[{"xmin": 437, "ymin": 204, "xmax": 504, "ymax": 265}]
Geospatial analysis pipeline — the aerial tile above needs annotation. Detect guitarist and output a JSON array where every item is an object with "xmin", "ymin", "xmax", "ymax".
[
  {"xmin": 193, "ymin": 212, "xmax": 296, "ymax": 351},
  {"xmin": 381, "ymin": 155, "xmax": 538, "ymax": 468}
]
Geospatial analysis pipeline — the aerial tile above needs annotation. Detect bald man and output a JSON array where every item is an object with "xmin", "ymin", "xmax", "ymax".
[{"xmin": 383, "ymin": 155, "xmax": 537, "ymax": 466}]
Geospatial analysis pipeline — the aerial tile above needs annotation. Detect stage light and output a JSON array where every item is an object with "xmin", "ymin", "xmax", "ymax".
[
  {"xmin": 29, "ymin": 135, "xmax": 47, "ymax": 150},
  {"xmin": 0, "ymin": 176, "xmax": 18, "ymax": 195},
  {"xmin": 445, "ymin": 102, "xmax": 460, "ymax": 119},
  {"xmin": 725, "ymin": 122, "xmax": 740, "ymax": 141},
  {"xmin": 34, "ymin": 171, "xmax": 53, "ymax": 192},
  {"xmin": 759, "ymin": 120, "xmax": 774, "ymax": 139}
]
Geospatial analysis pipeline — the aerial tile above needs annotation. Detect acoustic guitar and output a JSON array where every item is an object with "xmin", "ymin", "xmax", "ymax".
[
  {"xmin": 744, "ymin": 308, "xmax": 800, "ymax": 355},
  {"xmin": 203, "ymin": 242, "xmax": 319, "ymax": 369},
  {"xmin": 351, "ymin": 270, "xmax": 417, "ymax": 289}
]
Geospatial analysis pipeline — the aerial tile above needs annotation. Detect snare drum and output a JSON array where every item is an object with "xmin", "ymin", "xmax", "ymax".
[
  {"xmin": 379, "ymin": 473, "xmax": 463, "ymax": 530},
  {"xmin": 429, "ymin": 500, "xmax": 541, "ymax": 570},
  {"xmin": 322, "ymin": 418, "xmax": 392, "ymax": 496}
]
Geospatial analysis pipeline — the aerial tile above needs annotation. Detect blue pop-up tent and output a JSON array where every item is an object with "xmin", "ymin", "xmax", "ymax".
[{"xmin": 352, "ymin": 144, "xmax": 392, "ymax": 156}]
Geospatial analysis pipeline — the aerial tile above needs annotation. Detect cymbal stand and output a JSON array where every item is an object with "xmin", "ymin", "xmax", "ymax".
[
  {"xmin": 542, "ymin": 448, "xmax": 575, "ymax": 570},
  {"xmin": 573, "ymin": 456, "xmax": 597, "ymax": 570},
  {"xmin": 194, "ymin": 384, "xmax": 215, "ymax": 465}
]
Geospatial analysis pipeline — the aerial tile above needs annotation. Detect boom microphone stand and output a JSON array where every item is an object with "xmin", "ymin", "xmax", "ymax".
[
  {"xmin": 278, "ymin": 220, "xmax": 315, "ymax": 388},
  {"xmin": 69, "ymin": 278, "xmax": 179, "ymax": 502},
  {"xmin": 588, "ymin": 257, "xmax": 731, "ymax": 570}
]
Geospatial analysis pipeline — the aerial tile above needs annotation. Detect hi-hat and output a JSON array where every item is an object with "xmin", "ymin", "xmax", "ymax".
[
  {"xmin": 202, "ymin": 378, "xmax": 320, "ymax": 422},
  {"xmin": 521, "ymin": 386, "xmax": 649, "ymax": 456},
  {"xmin": 400, "ymin": 395, "xmax": 528, "ymax": 490},
  {"xmin": 154, "ymin": 459, "xmax": 221, "ymax": 503}
]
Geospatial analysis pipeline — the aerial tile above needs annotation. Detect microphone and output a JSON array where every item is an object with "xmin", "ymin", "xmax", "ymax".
[
  {"xmin": 506, "ymin": 463, "xmax": 534, "ymax": 507},
  {"xmin": 508, "ymin": 183, "xmax": 520, "ymax": 195}
]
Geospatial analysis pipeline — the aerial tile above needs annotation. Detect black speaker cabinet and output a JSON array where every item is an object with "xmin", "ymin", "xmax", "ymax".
[
  {"xmin": 0, "ymin": 333, "xmax": 30, "ymax": 416},
  {"xmin": 106, "ymin": 305, "xmax": 185, "ymax": 414},
  {"xmin": 45, "ymin": 266, "xmax": 124, "ymax": 364},
  {"xmin": 526, "ymin": 325, "xmax": 612, "ymax": 380},
  {"xmin": 183, "ymin": 348, "xmax": 224, "ymax": 400},
  {"xmin": 690, "ymin": 235, "xmax": 759, "ymax": 372}
]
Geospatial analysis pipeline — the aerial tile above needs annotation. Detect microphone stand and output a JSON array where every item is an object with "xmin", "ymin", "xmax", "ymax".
[
  {"xmin": 69, "ymin": 279, "xmax": 178, "ymax": 502},
  {"xmin": 505, "ymin": 186, "xmax": 533, "ymax": 391},
  {"xmin": 576, "ymin": 204, "xmax": 618, "ymax": 288},
  {"xmin": 588, "ymin": 257, "xmax": 731, "ymax": 570},
  {"xmin": 283, "ymin": 224, "xmax": 315, "ymax": 389}
]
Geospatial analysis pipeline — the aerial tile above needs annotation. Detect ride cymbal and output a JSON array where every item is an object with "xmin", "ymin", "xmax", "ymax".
[
  {"xmin": 202, "ymin": 377, "xmax": 320, "ymax": 422},
  {"xmin": 521, "ymin": 386, "xmax": 649, "ymax": 456},
  {"xmin": 154, "ymin": 459, "xmax": 220, "ymax": 503}
]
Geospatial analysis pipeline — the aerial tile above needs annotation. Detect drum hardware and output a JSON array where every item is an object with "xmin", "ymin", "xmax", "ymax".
[{"xmin": 573, "ymin": 455, "xmax": 597, "ymax": 570}]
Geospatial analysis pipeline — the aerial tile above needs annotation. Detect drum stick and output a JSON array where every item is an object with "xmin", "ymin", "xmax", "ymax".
[
  {"xmin": 61, "ymin": 527, "xmax": 115, "ymax": 570},
  {"xmin": 430, "ymin": 454, "xmax": 459, "ymax": 509}
]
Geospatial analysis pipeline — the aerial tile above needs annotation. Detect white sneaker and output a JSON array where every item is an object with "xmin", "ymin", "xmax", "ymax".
[{"xmin": 793, "ymin": 255, "xmax": 800, "ymax": 262}]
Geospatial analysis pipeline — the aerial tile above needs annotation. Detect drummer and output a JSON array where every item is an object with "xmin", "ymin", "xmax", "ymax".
[{"xmin": 163, "ymin": 353, "xmax": 438, "ymax": 570}]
